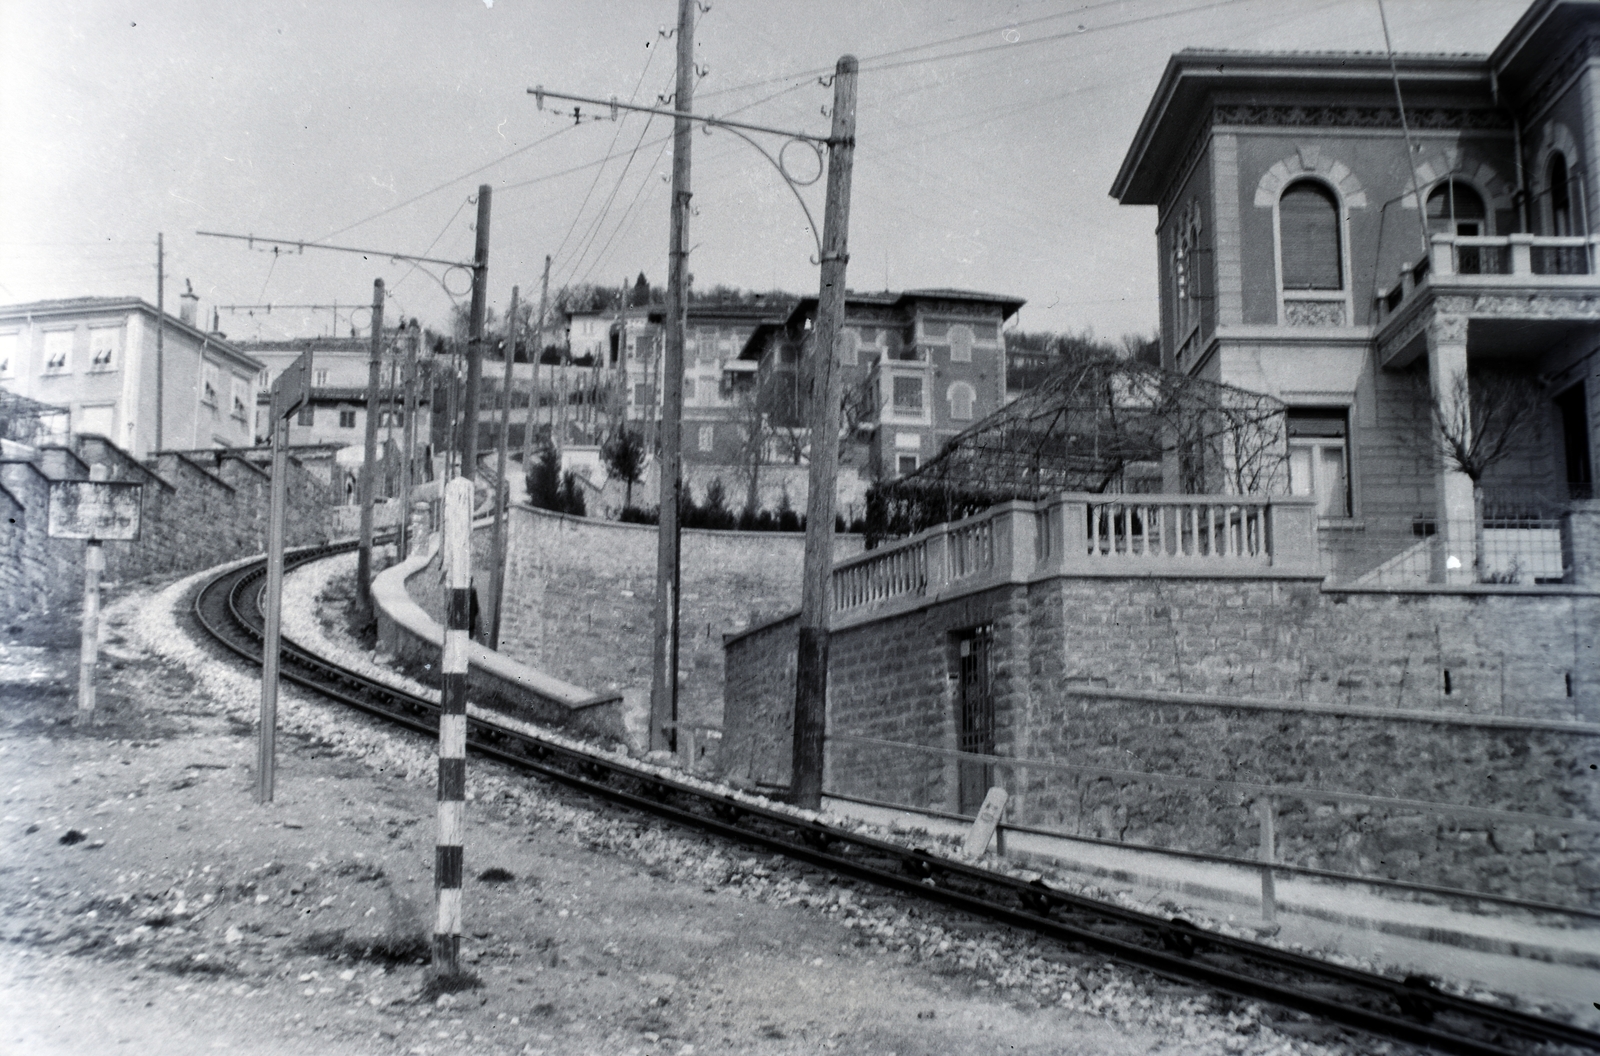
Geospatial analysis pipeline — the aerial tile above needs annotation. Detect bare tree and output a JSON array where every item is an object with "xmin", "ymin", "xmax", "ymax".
[
  {"xmin": 1431, "ymin": 368, "xmax": 1546, "ymax": 576},
  {"xmin": 1431, "ymin": 369, "xmax": 1544, "ymax": 488}
]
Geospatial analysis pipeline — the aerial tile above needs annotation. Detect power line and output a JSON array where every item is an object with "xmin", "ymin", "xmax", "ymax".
[
  {"xmin": 547, "ymin": 43, "xmax": 664, "ymax": 273},
  {"xmin": 316, "ymin": 125, "xmax": 574, "ymax": 243}
]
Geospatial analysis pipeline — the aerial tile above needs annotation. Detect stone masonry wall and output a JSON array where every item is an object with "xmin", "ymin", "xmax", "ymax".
[
  {"xmin": 723, "ymin": 571, "xmax": 1600, "ymax": 905},
  {"xmin": 496, "ymin": 505, "xmax": 862, "ymax": 736},
  {"xmin": 1016, "ymin": 691, "xmax": 1599, "ymax": 907},
  {"xmin": 0, "ymin": 438, "xmax": 333, "ymax": 625}
]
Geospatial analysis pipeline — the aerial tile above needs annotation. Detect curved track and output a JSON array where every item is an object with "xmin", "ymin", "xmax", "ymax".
[{"xmin": 192, "ymin": 547, "xmax": 1600, "ymax": 1056}]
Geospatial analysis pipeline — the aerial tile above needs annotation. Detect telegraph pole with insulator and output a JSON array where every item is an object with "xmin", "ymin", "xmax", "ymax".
[
  {"xmin": 648, "ymin": 0, "xmax": 695, "ymax": 754},
  {"xmin": 792, "ymin": 55, "xmax": 858, "ymax": 810}
]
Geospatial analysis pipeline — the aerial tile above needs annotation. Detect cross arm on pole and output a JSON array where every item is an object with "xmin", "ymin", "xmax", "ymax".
[
  {"xmin": 197, "ymin": 230, "xmax": 474, "ymax": 270},
  {"xmin": 527, "ymin": 86, "xmax": 833, "ymax": 145}
]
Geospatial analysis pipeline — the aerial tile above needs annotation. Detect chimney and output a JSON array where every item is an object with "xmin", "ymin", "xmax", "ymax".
[{"xmin": 179, "ymin": 279, "xmax": 199, "ymax": 327}]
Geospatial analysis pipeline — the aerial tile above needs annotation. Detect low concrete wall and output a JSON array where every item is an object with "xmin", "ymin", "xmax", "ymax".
[{"xmin": 372, "ymin": 531, "xmax": 626, "ymax": 742}]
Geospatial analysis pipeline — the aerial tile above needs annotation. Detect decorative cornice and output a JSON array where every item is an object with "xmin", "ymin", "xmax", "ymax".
[
  {"xmin": 1213, "ymin": 103, "xmax": 1510, "ymax": 131},
  {"xmin": 1519, "ymin": 33, "xmax": 1600, "ymax": 123}
]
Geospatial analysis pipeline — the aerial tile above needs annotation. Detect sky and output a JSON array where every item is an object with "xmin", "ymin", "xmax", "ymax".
[{"xmin": 1, "ymin": 0, "xmax": 1531, "ymax": 345}]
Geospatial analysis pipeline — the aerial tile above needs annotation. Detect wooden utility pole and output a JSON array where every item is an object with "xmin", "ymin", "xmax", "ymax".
[
  {"xmin": 358, "ymin": 279, "xmax": 385, "ymax": 607},
  {"xmin": 791, "ymin": 55, "xmax": 858, "ymax": 810},
  {"xmin": 649, "ymin": 0, "xmax": 695, "ymax": 754},
  {"xmin": 523, "ymin": 256, "xmax": 551, "ymax": 473},
  {"xmin": 154, "ymin": 233, "xmax": 165, "ymax": 454},
  {"xmin": 489, "ymin": 285, "xmax": 520, "ymax": 650},
  {"xmin": 400, "ymin": 321, "xmax": 421, "ymax": 558},
  {"xmin": 462, "ymin": 185, "xmax": 492, "ymax": 481}
]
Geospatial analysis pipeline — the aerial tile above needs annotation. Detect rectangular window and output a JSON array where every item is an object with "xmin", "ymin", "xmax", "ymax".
[
  {"xmin": 43, "ymin": 330, "xmax": 73, "ymax": 374},
  {"xmin": 683, "ymin": 377, "xmax": 696, "ymax": 402},
  {"xmin": 698, "ymin": 425, "xmax": 715, "ymax": 452},
  {"xmin": 1287, "ymin": 409, "xmax": 1351, "ymax": 517},
  {"xmin": 88, "ymin": 328, "xmax": 120, "ymax": 371},
  {"xmin": 314, "ymin": 369, "xmax": 329, "ymax": 387},
  {"xmin": 339, "ymin": 409, "xmax": 357, "ymax": 428},
  {"xmin": 897, "ymin": 454, "xmax": 919, "ymax": 475},
  {"xmin": 230, "ymin": 378, "xmax": 249, "ymax": 419},
  {"xmin": 297, "ymin": 406, "xmax": 315, "ymax": 427},
  {"xmin": 201, "ymin": 362, "xmax": 220, "ymax": 406},
  {"xmin": 379, "ymin": 409, "xmax": 404, "ymax": 427},
  {"xmin": 633, "ymin": 383, "xmax": 649, "ymax": 406},
  {"xmin": 0, "ymin": 332, "xmax": 16, "ymax": 378},
  {"xmin": 892, "ymin": 376, "xmax": 924, "ymax": 414}
]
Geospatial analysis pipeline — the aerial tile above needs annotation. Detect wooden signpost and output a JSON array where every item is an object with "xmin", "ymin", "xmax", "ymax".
[
  {"xmin": 259, "ymin": 348, "xmax": 313, "ymax": 804},
  {"xmin": 47, "ymin": 464, "xmax": 142, "ymax": 724}
]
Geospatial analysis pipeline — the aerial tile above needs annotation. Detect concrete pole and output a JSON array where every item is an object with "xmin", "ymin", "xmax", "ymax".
[
  {"xmin": 523, "ymin": 256, "xmax": 551, "ymax": 474},
  {"xmin": 489, "ymin": 286, "xmax": 520, "ymax": 650},
  {"xmin": 359, "ymin": 279, "xmax": 385, "ymax": 607},
  {"xmin": 258, "ymin": 413, "xmax": 290, "ymax": 804},
  {"xmin": 791, "ymin": 56, "xmax": 859, "ymax": 809},
  {"xmin": 648, "ymin": 0, "xmax": 695, "ymax": 754},
  {"xmin": 434, "ymin": 476, "xmax": 473, "ymax": 977},
  {"xmin": 462, "ymin": 186, "xmax": 492, "ymax": 483},
  {"xmin": 154, "ymin": 233, "xmax": 164, "ymax": 455},
  {"xmin": 76, "ymin": 463, "xmax": 110, "ymax": 724}
]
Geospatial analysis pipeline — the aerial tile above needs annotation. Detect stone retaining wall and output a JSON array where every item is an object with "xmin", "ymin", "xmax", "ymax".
[
  {"xmin": 0, "ymin": 436, "xmax": 333, "ymax": 625},
  {"xmin": 496, "ymin": 504, "xmax": 862, "ymax": 734},
  {"xmin": 723, "ymin": 572, "xmax": 1600, "ymax": 906}
]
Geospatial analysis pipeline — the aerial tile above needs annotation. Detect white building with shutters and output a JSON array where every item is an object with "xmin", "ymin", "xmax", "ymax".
[{"xmin": 0, "ymin": 295, "xmax": 262, "ymax": 457}]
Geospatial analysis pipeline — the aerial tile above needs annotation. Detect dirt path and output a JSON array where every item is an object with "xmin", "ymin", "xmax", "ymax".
[{"xmin": 0, "ymin": 565, "xmax": 1355, "ymax": 1056}]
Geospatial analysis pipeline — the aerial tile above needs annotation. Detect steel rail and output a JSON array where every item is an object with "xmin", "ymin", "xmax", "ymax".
[{"xmin": 190, "ymin": 552, "xmax": 1600, "ymax": 1056}]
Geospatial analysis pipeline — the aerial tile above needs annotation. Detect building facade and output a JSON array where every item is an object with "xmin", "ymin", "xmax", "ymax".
[
  {"xmin": 741, "ymin": 289, "xmax": 1023, "ymax": 482},
  {"xmin": 1111, "ymin": 0, "xmax": 1599, "ymax": 583},
  {"xmin": 0, "ymin": 295, "xmax": 262, "ymax": 457},
  {"xmin": 244, "ymin": 332, "xmax": 427, "ymax": 450}
]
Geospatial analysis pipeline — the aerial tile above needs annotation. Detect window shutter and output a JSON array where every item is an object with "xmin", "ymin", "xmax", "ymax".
[{"xmin": 1279, "ymin": 182, "xmax": 1341, "ymax": 290}]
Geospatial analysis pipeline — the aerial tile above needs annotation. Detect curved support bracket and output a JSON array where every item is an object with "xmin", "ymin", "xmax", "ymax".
[{"xmin": 711, "ymin": 124, "xmax": 825, "ymax": 262}]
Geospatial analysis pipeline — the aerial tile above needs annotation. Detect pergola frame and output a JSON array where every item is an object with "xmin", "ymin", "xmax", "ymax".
[{"xmin": 870, "ymin": 358, "xmax": 1289, "ymax": 536}]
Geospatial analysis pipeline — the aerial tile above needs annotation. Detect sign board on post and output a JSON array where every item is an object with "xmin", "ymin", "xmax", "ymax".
[
  {"xmin": 259, "ymin": 348, "xmax": 313, "ymax": 803},
  {"xmin": 271, "ymin": 349, "xmax": 313, "ymax": 423},
  {"xmin": 46, "ymin": 480, "xmax": 143, "ymax": 541},
  {"xmin": 47, "ymin": 469, "xmax": 140, "ymax": 723}
]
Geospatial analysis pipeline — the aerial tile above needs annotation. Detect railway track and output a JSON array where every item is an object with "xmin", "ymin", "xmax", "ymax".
[{"xmin": 192, "ymin": 544, "xmax": 1600, "ymax": 1056}]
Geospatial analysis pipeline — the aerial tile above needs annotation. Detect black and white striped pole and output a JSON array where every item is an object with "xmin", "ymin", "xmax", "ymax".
[{"xmin": 435, "ymin": 475, "xmax": 472, "ymax": 975}]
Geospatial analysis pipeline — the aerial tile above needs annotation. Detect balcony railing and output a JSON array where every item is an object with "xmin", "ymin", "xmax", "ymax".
[
  {"xmin": 1377, "ymin": 233, "xmax": 1599, "ymax": 321},
  {"xmin": 831, "ymin": 492, "xmax": 1320, "ymax": 619}
]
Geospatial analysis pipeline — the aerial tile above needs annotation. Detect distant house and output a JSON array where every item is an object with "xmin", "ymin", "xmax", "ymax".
[
  {"xmin": 740, "ymin": 289, "xmax": 1024, "ymax": 481},
  {"xmin": 0, "ymin": 291, "xmax": 262, "ymax": 457},
  {"xmin": 242, "ymin": 332, "xmax": 428, "ymax": 450},
  {"xmin": 1111, "ymin": 0, "xmax": 1599, "ymax": 582}
]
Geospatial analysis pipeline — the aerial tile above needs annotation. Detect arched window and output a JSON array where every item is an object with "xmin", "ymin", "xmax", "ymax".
[
  {"xmin": 1548, "ymin": 153, "xmax": 1572, "ymax": 236},
  {"xmin": 947, "ymin": 381, "xmax": 976, "ymax": 421},
  {"xmin": 1425, "ymin": 179, "xmax": 1487, "ymax": 236},
  {"xmin": 1278, "ymin": 180, "xmax": 1343, "ymax": 290}
]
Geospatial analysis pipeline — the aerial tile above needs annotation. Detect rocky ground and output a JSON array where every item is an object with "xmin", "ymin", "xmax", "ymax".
[{"xmin": 0, "ymin": 560, "xmax": 1411, "ymax": 1056}]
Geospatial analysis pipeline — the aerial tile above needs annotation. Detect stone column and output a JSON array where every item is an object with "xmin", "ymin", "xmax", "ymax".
[{"xmin": 1426, "ymin": 313, "xmax": 1476, "ymax": 584}]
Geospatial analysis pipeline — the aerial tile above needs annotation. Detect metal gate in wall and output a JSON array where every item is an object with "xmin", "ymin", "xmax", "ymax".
[{"xmin": 956, "ymin": 624, "xmax": 995, "ymax": 815}]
